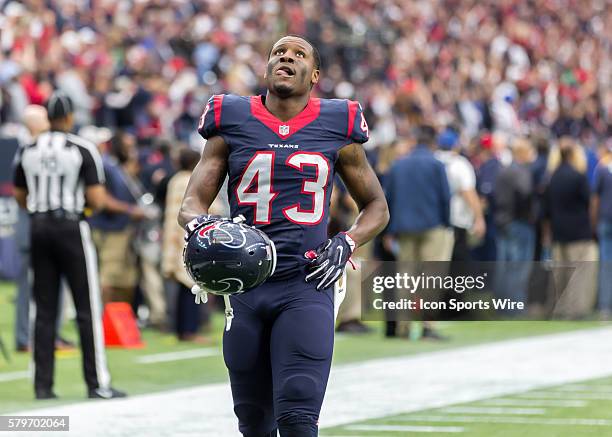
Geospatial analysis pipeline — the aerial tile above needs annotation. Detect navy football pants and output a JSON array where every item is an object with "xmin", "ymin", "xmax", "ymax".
[{"xmin": 223, "ymin": 275, "xmax": 335, "ymax": 437}]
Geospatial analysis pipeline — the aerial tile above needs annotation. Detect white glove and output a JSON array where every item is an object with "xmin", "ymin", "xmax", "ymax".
[{"xmin": 191, "ymin": 284, "xmax": 208, "ymax": 304}]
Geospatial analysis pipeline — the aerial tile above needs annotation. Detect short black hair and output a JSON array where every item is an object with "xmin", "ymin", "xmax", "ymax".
[
  {"xmin": 414, "ymin": 124, "xmax": 437, "ymax": 146},
  {"xmin": 46, "ymin": 90, "xmax": 74, "ymax": 121},
  {"xmin": 269, "ymin": 34, "xmax": 321, "ymax": 70}
]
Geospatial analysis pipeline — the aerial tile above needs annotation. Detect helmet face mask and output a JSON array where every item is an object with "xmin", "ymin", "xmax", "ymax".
[{"xmin": 183, "ymin": 220, "xmax": 276, "ymax": 296}]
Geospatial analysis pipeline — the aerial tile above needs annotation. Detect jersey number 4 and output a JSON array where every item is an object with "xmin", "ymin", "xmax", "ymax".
[{"xmin": 236, "ymin": 151, "xmax": 330, "ymax": 225}]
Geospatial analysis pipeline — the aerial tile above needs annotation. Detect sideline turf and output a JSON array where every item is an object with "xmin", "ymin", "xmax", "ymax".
[
  {"xmin": 322, "ymin": 376, "xmax": 612, "ymax": 437},
  {"xmin": 0, "ymin": 281, "xmax": 607, "ymax": 414}
]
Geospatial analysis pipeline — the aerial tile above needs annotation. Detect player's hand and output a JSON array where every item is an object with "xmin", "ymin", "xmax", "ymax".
[
  {"xmin": 305, "ymin": 232, "xmax": 356, "ymax": 290},
  {"xmin": 183, "ymin": 214, "xmax": 246, "ymax": 241},
  {"xmin": 183, "ymin": 214, "xmax": 224, "ymax": 241},
  {"xmin": 191, "ymin": 284, "xmax": 208, "ymax": 304}
]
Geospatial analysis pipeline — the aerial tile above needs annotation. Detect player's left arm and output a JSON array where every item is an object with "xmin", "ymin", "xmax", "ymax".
[
  {"xmin": 305, "ymin": 142, "xmax": 389, "ymax": 289},
  {"xmin": 336, "ymin": 142, "xmax": 389, "ymax": 246}
]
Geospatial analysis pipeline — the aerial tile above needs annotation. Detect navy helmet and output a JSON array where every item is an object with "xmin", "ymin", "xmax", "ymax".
[{"xmin": 183, "ymin": 219, "xmax": 276, "ymax": 295}]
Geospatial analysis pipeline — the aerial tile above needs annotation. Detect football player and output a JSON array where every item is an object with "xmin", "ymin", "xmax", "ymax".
[{"xmin": 178, "ymin": 35, "xmax": 389, "ymax": 437}]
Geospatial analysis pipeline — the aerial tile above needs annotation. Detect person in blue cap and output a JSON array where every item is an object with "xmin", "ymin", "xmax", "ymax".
[{"xmin": 435, "ymin": 127, "xmax": 486, "ymax": 261}]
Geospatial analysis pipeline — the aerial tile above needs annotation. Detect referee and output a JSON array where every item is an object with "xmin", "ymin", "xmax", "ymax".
[{"xmin": 13, "ymin": 91, "xmax": 126, "ymax": 400}]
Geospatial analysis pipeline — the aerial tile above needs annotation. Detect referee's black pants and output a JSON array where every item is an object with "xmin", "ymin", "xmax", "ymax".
[{"xmin": 30, "ymin": 215, "xmax": 111, "ymax": 393}]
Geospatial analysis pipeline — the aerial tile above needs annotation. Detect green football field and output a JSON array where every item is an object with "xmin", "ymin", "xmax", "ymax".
[
  {"xmin": 1, "ymin": 280, "xmax": 611, "ymax": 436},
  {"xmin": 321, "ymin": 376, "xmax": 612, "ymax": 436}
]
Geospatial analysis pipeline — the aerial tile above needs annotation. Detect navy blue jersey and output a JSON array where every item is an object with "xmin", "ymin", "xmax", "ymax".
[{"xmin": 198, "ymin": 94, "xmax": 369, "ymax": 279}]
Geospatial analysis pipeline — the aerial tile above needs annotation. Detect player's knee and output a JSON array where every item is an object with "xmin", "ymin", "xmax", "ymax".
[
  {"xmin": 235, "ymin": 402, "xmax": 265, "ymax": 423},
  {"xmin": 280, "ymin": 374, "xmax": 318, "ymax": 401},
  {"xmin": 276, "ymin": 376, "xmax": 322, "ymax": 432},
  {"xmin": 234, "ymin": 403, "xmax": 275, "ymax": 437}
]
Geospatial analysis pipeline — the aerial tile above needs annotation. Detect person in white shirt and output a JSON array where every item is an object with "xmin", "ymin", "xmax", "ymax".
[{"xmin": 436, "ymin": 128, "xmax": 486, "ymax": 260}]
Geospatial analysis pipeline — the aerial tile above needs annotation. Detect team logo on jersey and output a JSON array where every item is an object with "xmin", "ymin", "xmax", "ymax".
[
  {"xmin": 279, "ymin": 125, "xmax": 290, "ymax": 136},
  {"xmin": 268, "ymin": 143, "xmax": 299, "ymax": 149}
]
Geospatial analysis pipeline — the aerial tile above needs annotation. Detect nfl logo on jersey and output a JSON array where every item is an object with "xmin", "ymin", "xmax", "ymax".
[{"xmin": 279, "ymin": 125, "xmax": 290, "ymax": 135}]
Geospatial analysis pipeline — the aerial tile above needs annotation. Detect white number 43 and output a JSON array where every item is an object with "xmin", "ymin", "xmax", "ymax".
[{"xmin": 236, "ymin": 151, "xmax": 330, "ymax": 225}]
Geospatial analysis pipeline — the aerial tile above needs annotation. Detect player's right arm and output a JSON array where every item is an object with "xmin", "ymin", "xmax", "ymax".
[{"xmin": 177, "ymin": 135, "xmax": 229, "ymax": 229}]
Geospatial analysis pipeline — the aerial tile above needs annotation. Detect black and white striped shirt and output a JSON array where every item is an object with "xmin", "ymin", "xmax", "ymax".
[{"xmin": 13, "ymin": 131, "xmax": 105, "ymax": 214}]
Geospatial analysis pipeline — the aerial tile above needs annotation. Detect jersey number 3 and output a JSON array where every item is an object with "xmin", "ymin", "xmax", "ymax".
[{"xmin": 236, "ymin": 151, "xmax": 330, "ymax": 225}]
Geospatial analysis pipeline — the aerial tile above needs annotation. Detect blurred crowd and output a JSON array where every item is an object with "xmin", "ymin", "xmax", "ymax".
[
  {"xmin": 1, "ymin": 0, "xmax": 611, "ymax": 344},
  {"xmin": 1, "ymin": 0, "xmax": 610, "ymax": 143}
]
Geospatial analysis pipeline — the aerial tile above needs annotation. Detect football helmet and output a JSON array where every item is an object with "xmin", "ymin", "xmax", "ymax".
[{"xmin": 183, "ymin": 217, "xmax": 276, "ymax": 295}]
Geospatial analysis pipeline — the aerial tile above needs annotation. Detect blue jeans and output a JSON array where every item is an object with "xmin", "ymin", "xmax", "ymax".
[
  {"xmin": 598, "ymin": 221, "xmax": 612, "ymax": 311},
  {"xmin": 495, "ymin": 221, "xmax": 535, "ymax": 312}
]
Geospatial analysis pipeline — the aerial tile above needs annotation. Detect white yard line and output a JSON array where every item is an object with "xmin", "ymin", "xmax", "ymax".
[
  {"xmin": 9, "ymin": 326, "xmax": 612, "ymax": 437},
  {"xmin": 397, "ymin": 415, "xmax": 612, "ymax": 426},
  {"xmin": 440, "ymin": 406, "xmax": 546, "ymax": 415},
  {"xmin": 518, "ymin": 392, "xmax": 612, "ymax": 400},
  {"xmin": 551, "ymin": 386, "xmax": 612, "ymax": 394},
  {"xmin": 477, "ymin": 398, "xmax": 588, "ymax": 407},
  {"xmin": 563, "ymin": 384, "xmax": 612, "ymax": 391},
  {"xmin": 0, "ymin": 370, "xmax": 29, "ymax": 383},
  {"xmin": 347, "ymin": 424, "xmax": 465, "ymax": 433},
  {"xmin": 136, "ymin": 348, "xmax": 219, "ymax": 364}
]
